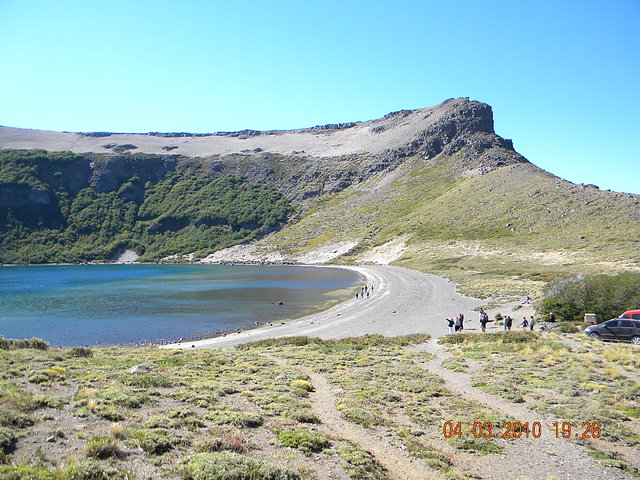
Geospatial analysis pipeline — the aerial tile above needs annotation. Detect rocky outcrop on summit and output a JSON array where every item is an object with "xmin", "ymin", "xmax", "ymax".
[{"xmin": 376, "ymin": 99, "xmax": 524, "ymax": 173}]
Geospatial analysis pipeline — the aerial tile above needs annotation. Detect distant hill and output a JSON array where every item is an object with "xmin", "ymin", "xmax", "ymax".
[{"xmin": 2, "ymin": 98, "xmax": 639, "ymax": 296}]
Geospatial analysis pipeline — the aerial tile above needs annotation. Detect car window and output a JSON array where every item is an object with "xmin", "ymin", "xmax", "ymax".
[
  {"xmin": 619, "ymin": 314, "xmax": 630, "ymax": 318},
  {"xmin": 605, "ymin": 320, "xmax": 620, "ymax": 327},
  {"xmin": 620, "ymin": 320, "xmax": 636, "ymax": 328},
  {"xmin": 631, "ymin": 314, "xmax": 640, "ymax": 320}
]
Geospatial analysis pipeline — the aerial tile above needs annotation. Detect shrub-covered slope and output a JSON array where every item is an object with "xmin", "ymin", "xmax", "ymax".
[{"xmin": 0, "ymin": 150, "xmax": 292, "ymax": 263}]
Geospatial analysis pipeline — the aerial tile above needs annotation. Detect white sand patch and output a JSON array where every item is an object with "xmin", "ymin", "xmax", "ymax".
[
  {"xmin": 357, "ymin": 236, "xmax": 408, "ymax": 264},
  {"xmin": 200, "ymin": 244, "xmax": 284, "ymax": 263},
  {"xmin": 112, "ymin": 249, "xmax": 139, "ymax": 264},
  {"xmin": 295, "ymin": 241, "xmax": 358, "ymax": 264}
]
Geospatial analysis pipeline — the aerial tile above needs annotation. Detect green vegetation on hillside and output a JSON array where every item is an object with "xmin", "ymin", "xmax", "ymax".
[
  {"xmin": 0, "ymin": 150, "xmax": 292, "ymax": 263},
  {"xmin": 257, "ymin": 154, "xmax": 640, "ymax": 297}
]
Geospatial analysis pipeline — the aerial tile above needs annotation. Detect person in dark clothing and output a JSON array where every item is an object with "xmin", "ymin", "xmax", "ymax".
[
  {"xmin": 454, "ymin": 316, "xmax": 462, "ymax": 332},
  {"xmin": 446, "ymin": 318, "xmax": 455, "ymax": 334},
  {"xmin": 480, "ymin": 312, "xmax": 489, "ymax": 332},
  {"xmin": 506, "ymin": 316, "xmax": 513, "ymax": 331}
]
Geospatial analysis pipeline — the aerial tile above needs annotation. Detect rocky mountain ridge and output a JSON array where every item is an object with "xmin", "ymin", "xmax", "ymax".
[{"xmin": 0, "ymin": 98, "xmax": 527, "ymax": 204}]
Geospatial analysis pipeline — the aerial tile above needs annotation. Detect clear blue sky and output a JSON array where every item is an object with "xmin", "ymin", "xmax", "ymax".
[{"xmin": 1, "ymin": 0, "xmax": 638, "ymax": 193}]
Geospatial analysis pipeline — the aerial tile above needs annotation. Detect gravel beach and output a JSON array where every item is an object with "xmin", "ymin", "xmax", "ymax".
[{"xmin": 161, "ymin": 265, "xmax": 484, "ymax": 350}]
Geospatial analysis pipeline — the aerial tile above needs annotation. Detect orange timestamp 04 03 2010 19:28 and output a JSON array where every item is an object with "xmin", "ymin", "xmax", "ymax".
[{"xmin": 442, "ymin": 421, "xmax": 602, "ymax": 439}]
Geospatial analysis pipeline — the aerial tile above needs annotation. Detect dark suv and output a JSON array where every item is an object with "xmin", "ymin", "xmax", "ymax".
[{"xmin": 584, "ymin": 318, "xmax": 640, "ymax": 345}]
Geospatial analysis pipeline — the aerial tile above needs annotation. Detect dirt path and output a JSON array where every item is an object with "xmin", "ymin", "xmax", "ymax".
[
  {"xmin": 411, "ymin": 339, "xmax": 635, "ymax": 480},
  {"xmin": 265, "ymin": 354, "xmax": 444, "ymax": 480}
]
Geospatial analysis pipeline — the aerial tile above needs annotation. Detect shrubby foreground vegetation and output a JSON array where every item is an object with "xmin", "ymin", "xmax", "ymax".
[
  {"xmin": 0, "ymin": 150, "xmax": 292, "ymax": 263},
  {"xmin": 0, "ymin": 333, "xmax": 638, "ymax": 479}
]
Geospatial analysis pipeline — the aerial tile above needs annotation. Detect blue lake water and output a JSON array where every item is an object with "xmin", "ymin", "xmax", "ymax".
[{"xmin": 0, "ymin": 264, "xmax": 362, "ymax": 346}]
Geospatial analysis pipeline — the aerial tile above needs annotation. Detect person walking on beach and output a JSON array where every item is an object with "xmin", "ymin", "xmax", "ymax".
[
  {"xmin": 521, "ymin": 317, "xmax": 529, "ymax": 330},
  {"xmin": 505, "ymin": 316, "xmax": 513, "ymax": 331},
  {"xmin": 457, "ymin": 313, "xmax": 465, "ymax": 331},
  {"xmin": 446, "ymin": 318, "xmax": 455, "ymax": 334},
  {"xmin": 480, "ymin": 311, "xmax": 489, "ymax": 332},
  {"xmin": 529, "ymin": 316, "xmax": 535, "ymax": 331},
  {"xmin": 454, "ymin": 315, "xmax": 462, "ymax": 332}
]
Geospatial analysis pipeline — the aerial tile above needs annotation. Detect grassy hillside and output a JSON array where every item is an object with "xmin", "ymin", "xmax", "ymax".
[
  {"xmin": 0, "ymin": 150, "xmax": 292, "ymax": 263},
  {"xmin": 258, "ymin": 154, "xmax": 640, "ymax": 296},
  {"xmin": 1, "ymin": 333, "xmax": 637, "ymax": 479}
]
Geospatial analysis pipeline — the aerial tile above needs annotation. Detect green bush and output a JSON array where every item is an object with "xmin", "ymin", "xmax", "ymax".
[
  {"xmin": 289, "ymin": 380, "xmax": 313, "ymax": 392},
  {"xmin": 85, "ymin": 436, "xmax": 123, "ymax": 459},
  {"xmin": 0, "ymin": 426, "xmax": 17, "ymax": 453},
  {"xmin": 0, "ymin": 337, "xmax": 49, "ymax": 350},
  {"xmin": 284, "ymin": 409, "xmax": 319, "ymax": 424},
  {"xmin": 68, "ymin": 347, "xmax": 93, "ymax": 358},
  {"xmin": 274, "ymin": 430, "xmax": 329, "ymax": 453},
  {"xmin": 205, "ymin": 410, "xmax": 264, "ymax": 428},
  {"xmin": 537, "ymin": 273, "xmax": 640, "ymax": 322},
  {"xmin": 180, "ymin": 451, "xmax": 299, "ymax": 480},
  {"xmin": 438, "ymin": 331, "xmax": 538, "ymax": 345},
  {"xmin": 338, "ymin": 445, "xmax": 388, "ymax": 480},
  {"xmin": 0, "ymin": 406, "xmax": 33, "ymax": 428},
  {"xmin": 131, "ymin": 428, "xmax": 187, "ymax": 455},
  {"xmin": 96, "ymin": 386, "xmax": 148, "ymax": 408},
  {"xmin": 31, "ymin": 394, "xmax": 67, "ymax": 409},
  {"xmin": 63, "ymin": 459, "xmax": 131, "ymax": 479},
  {"xmin": 196, "ymin": 432, "xmax": 249, "ymax": 453},
  {"xmin": 0, "ymin": 465, "xmax": 57, "ymax": 480}
]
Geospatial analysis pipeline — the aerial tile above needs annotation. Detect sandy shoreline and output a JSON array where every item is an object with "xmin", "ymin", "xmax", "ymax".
[{"xmin": 161, "ymin": 264, "xmax": 487, "ymax": 350}]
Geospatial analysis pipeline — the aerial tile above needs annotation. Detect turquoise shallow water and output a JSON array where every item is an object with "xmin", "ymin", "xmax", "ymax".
[{"xmin": 0, "ymin": 264, "xmax": 362, "ymax": 346}]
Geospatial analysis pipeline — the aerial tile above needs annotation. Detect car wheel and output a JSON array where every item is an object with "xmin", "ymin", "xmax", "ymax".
[
  {"xmin": 589, "ymin": 332, "xmax": 601, "ymax": 340},
  {"xmin": 631, "ymin": 336, "xmax": 640, "ymax": 346}
]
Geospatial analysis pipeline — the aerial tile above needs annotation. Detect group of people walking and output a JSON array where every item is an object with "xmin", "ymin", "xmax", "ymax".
[
  {"xmin": 446, "ymin": 309, "xmax": 537, "ymax": 334},
  {"xmin": 355, "ymin": 284, "xmax": 373, "ymax": 300}
]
